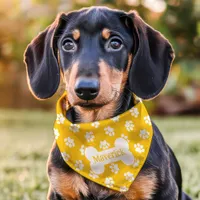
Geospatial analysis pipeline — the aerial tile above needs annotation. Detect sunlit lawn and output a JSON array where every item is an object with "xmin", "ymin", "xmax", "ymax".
[{"xmin": 0, "ymin": 109, "xmax": 200, "ymax": 200}]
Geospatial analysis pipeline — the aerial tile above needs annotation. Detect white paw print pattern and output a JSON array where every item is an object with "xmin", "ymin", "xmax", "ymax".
[
  {"xmin": 56, "ymin": 113, "xmax": 65, "ymax": 124},
  {"xmin": 85, "ymin": 131, "xmax": 95, "ymax": 142},
  {"xmin": 120, "ymin": 186, "xmax": 129, "ymax": 192},
  {"xmin": 125, "ymin": 120, "xmax": 134, "ymax": 132},
  {"xmin": 100, "ymin": 140, "xmax": 110, "ymax": 150},
  {"xmin": 124, "ymin": 172, "xmax": 135, "ymax": 182},
  {"xmin": 104, "ymin": 126, "xmax": 115, "ymax": 136},
  {"xmin": 61, "ymin": 152, "xmax": 70, "ymax": 162},
  {"xmin": 111, "ymin": 116, "xmax": 120, "ymax": 122},
  {"xmin": 132, "ymin": 159, "xmax": 140, "ymax": 168},
  {"xmin": 75, "ymin": 160, "xmax": 84, "ymax": 171},
  {"xmin": 69, "ymin": 123, "xmax": 80, "ymax": 133},
  {"xmin": 121, "ymin": 134, "xmax": 130, "ymax": 142},
  {"xmin": 144, "ymin": 116, "xmax": 151, "ymax": 125},
  {"xmin": 54, "ymin": 128, "xmax": 59, "ymax": 140},
  {"xmin": 89, "ymin": 170, "xmax": 99, "ymax": 179},
  {"xmin": 79, "ymin": 145, "xmax": 85, "ymax": 155},
  {"xmin": 110, "ymin": 163, "xmax": 119, "ymax": 174},
  {"xmin": 104, "ymin": 177, "xmax": 114, "ymax": 188},
  {"xmin": 134, "ymin": 143, "xmax": 145, "ymax": 153},
  {"xmin": 64, "ymin": 137, "xmax": 75, "ymax": 148},
  {"xmin": 91, "ymin": 121, "xmax": 100, "ymax": 128},
  {"xmin": 139, "ymin": 129, "xmax": 150, "ymax": 139},
  {"xmin": 129, "ymin": 107, "xmax": 139, "ymax": 118}
]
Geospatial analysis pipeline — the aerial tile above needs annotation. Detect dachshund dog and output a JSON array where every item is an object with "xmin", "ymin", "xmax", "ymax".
[{"xmin": 24, "ymin": 6, "xmax": 192, "ymax": 200}]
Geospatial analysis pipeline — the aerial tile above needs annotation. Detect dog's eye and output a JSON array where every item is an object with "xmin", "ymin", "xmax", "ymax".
[
  {"xmin": 110, "ymin": 39, "xmax": 122, "ymax": 49},
  {"xmin": 107, "ymin": 37, "xmax": 123, "ymax": 51},
  {"xmin": 62, "ymin": 39, "xmax": 76, "ymax": 52}
]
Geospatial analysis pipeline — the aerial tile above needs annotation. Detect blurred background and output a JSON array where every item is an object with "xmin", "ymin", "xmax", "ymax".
[
  {"xmin": 0, "ymin": 0, "xmax": 200, "ymax": 114},
  {"xmin": 0, "ymin": 0, "xmax": 200, "ymax": 200}
]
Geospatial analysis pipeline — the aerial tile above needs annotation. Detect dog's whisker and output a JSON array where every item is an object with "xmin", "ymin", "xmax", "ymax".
[
  {"xmin": 111, "ymin": 87, "xmax": 129, "ymax": 103},
  {"xmin": 124, "ymin": 86, "xmax": 132, "ymax": 93},
  {"xmin": 111, "ymin": 87, "xmax": 131, "ymax": 112}
]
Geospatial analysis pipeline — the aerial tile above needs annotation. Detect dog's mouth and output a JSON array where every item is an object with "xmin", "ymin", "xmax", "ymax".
[
  {"xmin": 77, "ymin": 102, "xmax": 106, "ymax": 109},
  {"xmin": 75, "ymin": 90, "xmax": 120, "ymax": 109}
]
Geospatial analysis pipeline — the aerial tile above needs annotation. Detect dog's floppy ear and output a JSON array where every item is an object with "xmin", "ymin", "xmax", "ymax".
[
  {"xmin": 24, "ymin": 13, "xmax": 66, "ymax": 99},
  {"xmin": 127, "ymin": 11, "xmax": 175, "ymax": 100}
]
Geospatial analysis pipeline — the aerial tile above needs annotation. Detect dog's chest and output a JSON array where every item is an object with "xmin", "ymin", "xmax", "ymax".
[{"xmin": 49, "ymin": 164, "xmax": 157, "ymax": 200}]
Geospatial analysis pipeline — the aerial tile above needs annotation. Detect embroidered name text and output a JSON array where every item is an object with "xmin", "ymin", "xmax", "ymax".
[{"xmin": 92, "ymin": 148, "xmax": 125, "ymax": 163}]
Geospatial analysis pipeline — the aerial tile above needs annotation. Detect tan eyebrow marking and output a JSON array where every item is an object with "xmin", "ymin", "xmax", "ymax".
[
  {"xmin": 72, "ymin": 29, "xmax": 80, "ymax": 40},
  {"xmin": 102, "ymin": 28, "xmax": 111, "ymax": 40}
]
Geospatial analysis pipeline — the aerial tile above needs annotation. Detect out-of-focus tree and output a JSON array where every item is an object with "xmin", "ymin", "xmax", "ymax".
[
  {"xmin": 162, "ymin": 0, "xmax": 199, "ymax": 60},
  {"xmin": 156, "ymin": 0, "xmax": 200, "ymax": 115}
]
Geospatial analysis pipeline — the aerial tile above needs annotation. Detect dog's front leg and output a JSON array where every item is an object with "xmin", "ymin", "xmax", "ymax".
[
  {"xmin": 156, "ymin": 178, "xmax": 179, "ymax": 200},
  {"xmin": 47, "ymin": 143, "xmax": 88, "ymax": 200},
  {"xmin": 47, "ymin": 186, "xmax": 64, "ymax": 200}
]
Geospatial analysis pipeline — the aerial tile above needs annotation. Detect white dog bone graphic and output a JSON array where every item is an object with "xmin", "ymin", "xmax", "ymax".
[{"xmin": 85, "ymin": 138, "xmax": 134, "ymax": 174}]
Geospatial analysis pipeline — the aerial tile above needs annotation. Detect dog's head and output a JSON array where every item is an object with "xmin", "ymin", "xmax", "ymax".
[{"xmin": 24, "ymin": 7, "xmax": 174, "ymax": 109}]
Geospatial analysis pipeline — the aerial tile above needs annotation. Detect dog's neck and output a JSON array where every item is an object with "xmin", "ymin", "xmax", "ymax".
[{"xmin": 66, "ymin": 89, "xmax": 134, "ymax": 123}]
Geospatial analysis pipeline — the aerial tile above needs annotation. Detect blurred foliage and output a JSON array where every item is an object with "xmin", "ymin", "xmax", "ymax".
[{"xmin": 0, "ymin": 0, "xmax": 199, "ymax": 111}]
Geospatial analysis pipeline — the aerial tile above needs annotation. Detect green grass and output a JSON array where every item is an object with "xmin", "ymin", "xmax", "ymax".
[{"xmin": 0, "ymin": 109, "xmax": 200, "ymax": 200}]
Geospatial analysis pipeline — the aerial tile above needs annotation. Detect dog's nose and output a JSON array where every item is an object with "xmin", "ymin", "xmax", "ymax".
[{"xmin": 74, "ymin": 78, "xmax": 99, "ymax": 100}]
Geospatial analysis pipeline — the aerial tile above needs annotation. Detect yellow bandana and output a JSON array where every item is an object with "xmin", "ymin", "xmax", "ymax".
[{"xmin": 54, "ymin": 93, "xmax": 153, "ymax": 192}]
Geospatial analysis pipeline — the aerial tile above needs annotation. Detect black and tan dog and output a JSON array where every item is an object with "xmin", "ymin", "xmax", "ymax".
[{"xmin": 24, "ymin": 6, "xmax": 192, "ymax": 200}]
